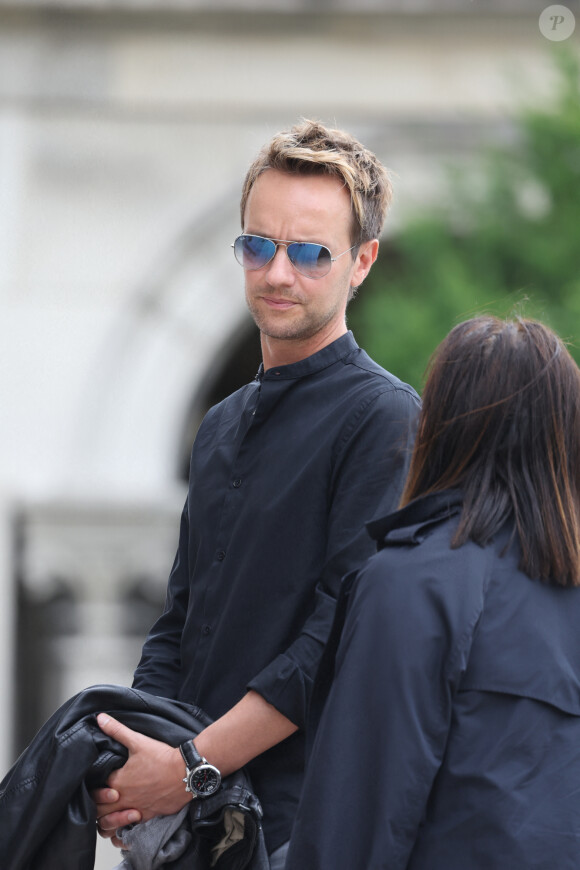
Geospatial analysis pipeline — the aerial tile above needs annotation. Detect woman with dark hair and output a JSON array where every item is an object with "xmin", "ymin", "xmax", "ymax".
[{"xmin": 285, "ymin": 316, "xmax": 580, "ymax": 870}]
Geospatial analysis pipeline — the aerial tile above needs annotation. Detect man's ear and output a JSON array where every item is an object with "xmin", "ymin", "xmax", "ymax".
[{"xmin": 351, "ymin": 239, "xmax": 379, "ymax": 288}]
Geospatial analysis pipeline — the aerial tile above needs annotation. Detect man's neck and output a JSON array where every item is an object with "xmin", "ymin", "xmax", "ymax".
[{"xmin": 260, "ymin": 323, "xmax": 348, "ymax": 372}]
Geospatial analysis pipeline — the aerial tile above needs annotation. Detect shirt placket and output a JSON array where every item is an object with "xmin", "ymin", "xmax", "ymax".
[{"xmin": 193, "ymin": 373, "xmax": 292, "ymax": 649}]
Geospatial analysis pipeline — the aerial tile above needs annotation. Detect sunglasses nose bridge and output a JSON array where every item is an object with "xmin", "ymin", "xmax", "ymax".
[
  {"xmin": 274, "ymin": 241, "xmax": 311, "ymax": 276},
  {"xmin": 267, "ymin": 241, "xmax": 295, "ymax": 272},
  {"xmin": 266, "ymin": 241, "xmax": 296, "ymax": 286}
]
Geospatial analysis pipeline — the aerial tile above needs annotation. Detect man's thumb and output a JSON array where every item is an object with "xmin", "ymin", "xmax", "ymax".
[{"xmin": 96, "ymin": 713, "xmax": 137, "ymax": 751}]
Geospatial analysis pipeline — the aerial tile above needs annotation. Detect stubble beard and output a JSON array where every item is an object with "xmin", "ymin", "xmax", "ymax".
[{"xmin": 245, "ymin": 281, "xmax": 349, "ymax": 343}]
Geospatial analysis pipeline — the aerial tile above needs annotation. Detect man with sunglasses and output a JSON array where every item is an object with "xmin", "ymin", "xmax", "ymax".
[{"xmin": 93, "ymin": 120, "xmax": 420, "ymax": 868}]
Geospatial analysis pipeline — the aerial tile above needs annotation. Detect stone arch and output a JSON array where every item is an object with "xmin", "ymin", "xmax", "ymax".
[{"xmin": 66, "ymin": 187, "xmax": 254, "ymax": 496}]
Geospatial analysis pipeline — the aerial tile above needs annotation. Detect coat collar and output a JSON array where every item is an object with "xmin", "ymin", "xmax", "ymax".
[{"xmin": 367, "ymin": 489, "xmax": 464, "ymax": 548}]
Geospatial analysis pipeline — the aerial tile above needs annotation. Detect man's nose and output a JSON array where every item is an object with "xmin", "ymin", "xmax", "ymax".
[{"xmin": 265, "ymin": 245, "xmax": 296, "ymax": 286}]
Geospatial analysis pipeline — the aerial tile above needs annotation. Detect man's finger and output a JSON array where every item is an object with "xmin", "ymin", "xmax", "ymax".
[
  {"xmin": 97, "ymin": 824, "xmax": 126, "ymax": 849},
  {"xmin": 96, "ymin": 809, "xmax": 141, "ymax": 831},
  {"xmin": 96, "ymin": 713, "xmax": 141, "ymax": 752},
  {"xmin": 92, "ymin": 787, "xmax": 119, "ymax": 804}
]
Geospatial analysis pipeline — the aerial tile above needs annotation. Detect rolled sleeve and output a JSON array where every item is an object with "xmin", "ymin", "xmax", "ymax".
[{"xmin": 247, "ymin": 584, "xmax": 336, "ymax": 727}]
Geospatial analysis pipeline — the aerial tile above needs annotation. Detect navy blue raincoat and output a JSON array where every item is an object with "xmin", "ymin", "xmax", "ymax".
[{"xmin": 286, "ymin": 490, "xmax": 580, "ymax": 869}]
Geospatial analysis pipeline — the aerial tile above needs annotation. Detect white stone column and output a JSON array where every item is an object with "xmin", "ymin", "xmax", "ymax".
[{"xmin": 0, "ymin": 110, "xmax": 28, "ymax": 297}]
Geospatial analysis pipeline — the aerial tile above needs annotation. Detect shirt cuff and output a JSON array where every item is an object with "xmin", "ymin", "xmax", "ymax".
[{"xmin": 247, "ymin": 653, "xmax": 312, "ymax": 731}]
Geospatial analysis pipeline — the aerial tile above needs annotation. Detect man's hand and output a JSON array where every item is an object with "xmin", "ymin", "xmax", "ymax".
[
  {"xmin": 93, "ymin": 692, "xmax": 298, "ymax": 848},
  {"xmin": 93, "ymin": 713, "xmax": 191, "ymax": 846}
]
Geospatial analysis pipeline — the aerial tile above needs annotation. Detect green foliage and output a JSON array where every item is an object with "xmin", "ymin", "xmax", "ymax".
[{"xmin": 349, "ymin": 48, "xmax": 580, "ymax": 393}]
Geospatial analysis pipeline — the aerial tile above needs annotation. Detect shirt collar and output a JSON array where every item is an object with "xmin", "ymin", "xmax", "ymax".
[{"xmin": 258, "ymin": 331, "xmax": 359, "ymax": 381}]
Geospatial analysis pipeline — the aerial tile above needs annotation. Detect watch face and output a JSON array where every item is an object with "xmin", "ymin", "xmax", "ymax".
[{"xmin": 191, "ymin": 764, "xmax": 220, "ymax": 796}]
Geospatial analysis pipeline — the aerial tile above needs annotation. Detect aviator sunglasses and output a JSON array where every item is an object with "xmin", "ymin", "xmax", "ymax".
[{"xmin": 232, "ymin": 234, "xmax": 356, "ymax": 280}]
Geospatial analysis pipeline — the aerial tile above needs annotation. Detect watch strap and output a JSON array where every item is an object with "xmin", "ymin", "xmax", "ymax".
[{"xmin": 179, "ymin": 739, "xmax": 204, "ymax": 771}]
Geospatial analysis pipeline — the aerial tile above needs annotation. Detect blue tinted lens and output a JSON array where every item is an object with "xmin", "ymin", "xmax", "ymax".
[
  {"xmin": 234, "ymin": 235, "xmax": 276, "ymax": 270},
  {"xmin": 233, "ymin": 235, "xmax": 333, "ymax": 278},
  {"xmin": 287, "ymin": 243, "xmax": 331, "ymax": 277}
]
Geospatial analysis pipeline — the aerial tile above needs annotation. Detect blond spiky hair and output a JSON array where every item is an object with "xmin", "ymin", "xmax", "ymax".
[{"xmin": 240, "ymin": 119, "xmax": 393, "ymax": 244}]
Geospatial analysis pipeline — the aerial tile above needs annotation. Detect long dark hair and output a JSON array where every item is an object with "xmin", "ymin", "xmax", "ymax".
[{"xmin": 400, "ymin": 316, "xmax": 580, "ymax": 587}]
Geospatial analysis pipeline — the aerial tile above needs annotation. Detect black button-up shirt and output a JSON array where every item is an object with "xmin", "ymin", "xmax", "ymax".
[{"xmin": 133, "ymin": 331, "xmax": 420, "ymax": 851}]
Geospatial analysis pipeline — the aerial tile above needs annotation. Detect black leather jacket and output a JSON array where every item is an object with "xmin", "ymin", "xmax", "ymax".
[{"xmin": 0, "ymin": 684, "xmax": 269, "ymax": 870}]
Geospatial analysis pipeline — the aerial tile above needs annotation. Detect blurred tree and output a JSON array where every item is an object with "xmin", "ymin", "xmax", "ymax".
[{"xmin": 349, "ymin": 49, "xmax": 580, "ymax": 393}]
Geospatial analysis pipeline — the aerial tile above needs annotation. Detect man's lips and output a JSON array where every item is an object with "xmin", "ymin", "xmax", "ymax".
[{"xmin": 261, "ymin": 296, "xmax": 299, "ymax": 309}]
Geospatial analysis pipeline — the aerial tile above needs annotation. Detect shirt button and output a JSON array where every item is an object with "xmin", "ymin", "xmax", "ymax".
[
  {"xmin": 202, "ymin": 624, "xmax": 212, "ymax": 635},
  {"xmin": 233, "ymin": 478, "xmax": 242, "ymax": 488},
  {"xmin": 216, "ymin": 549, "xmax": 226, "ymax": 561}
]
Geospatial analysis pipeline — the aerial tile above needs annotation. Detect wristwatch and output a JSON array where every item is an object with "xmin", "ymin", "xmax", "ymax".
[{"xmin": 179, "ymin": 739, "xmax": 222, "ymax": 798}]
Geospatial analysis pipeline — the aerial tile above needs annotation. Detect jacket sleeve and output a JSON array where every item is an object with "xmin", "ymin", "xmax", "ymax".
[
  {"xmin": 285, "ymin": 532, "xmax": 489, "ymax": 870},
  {"xmin": 132, "ymin": 499, "xmax": 191, "ymax": 699},
  {"xmin": 246, "ymin": 386, "xmax": 420, "ymax": 730}
]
